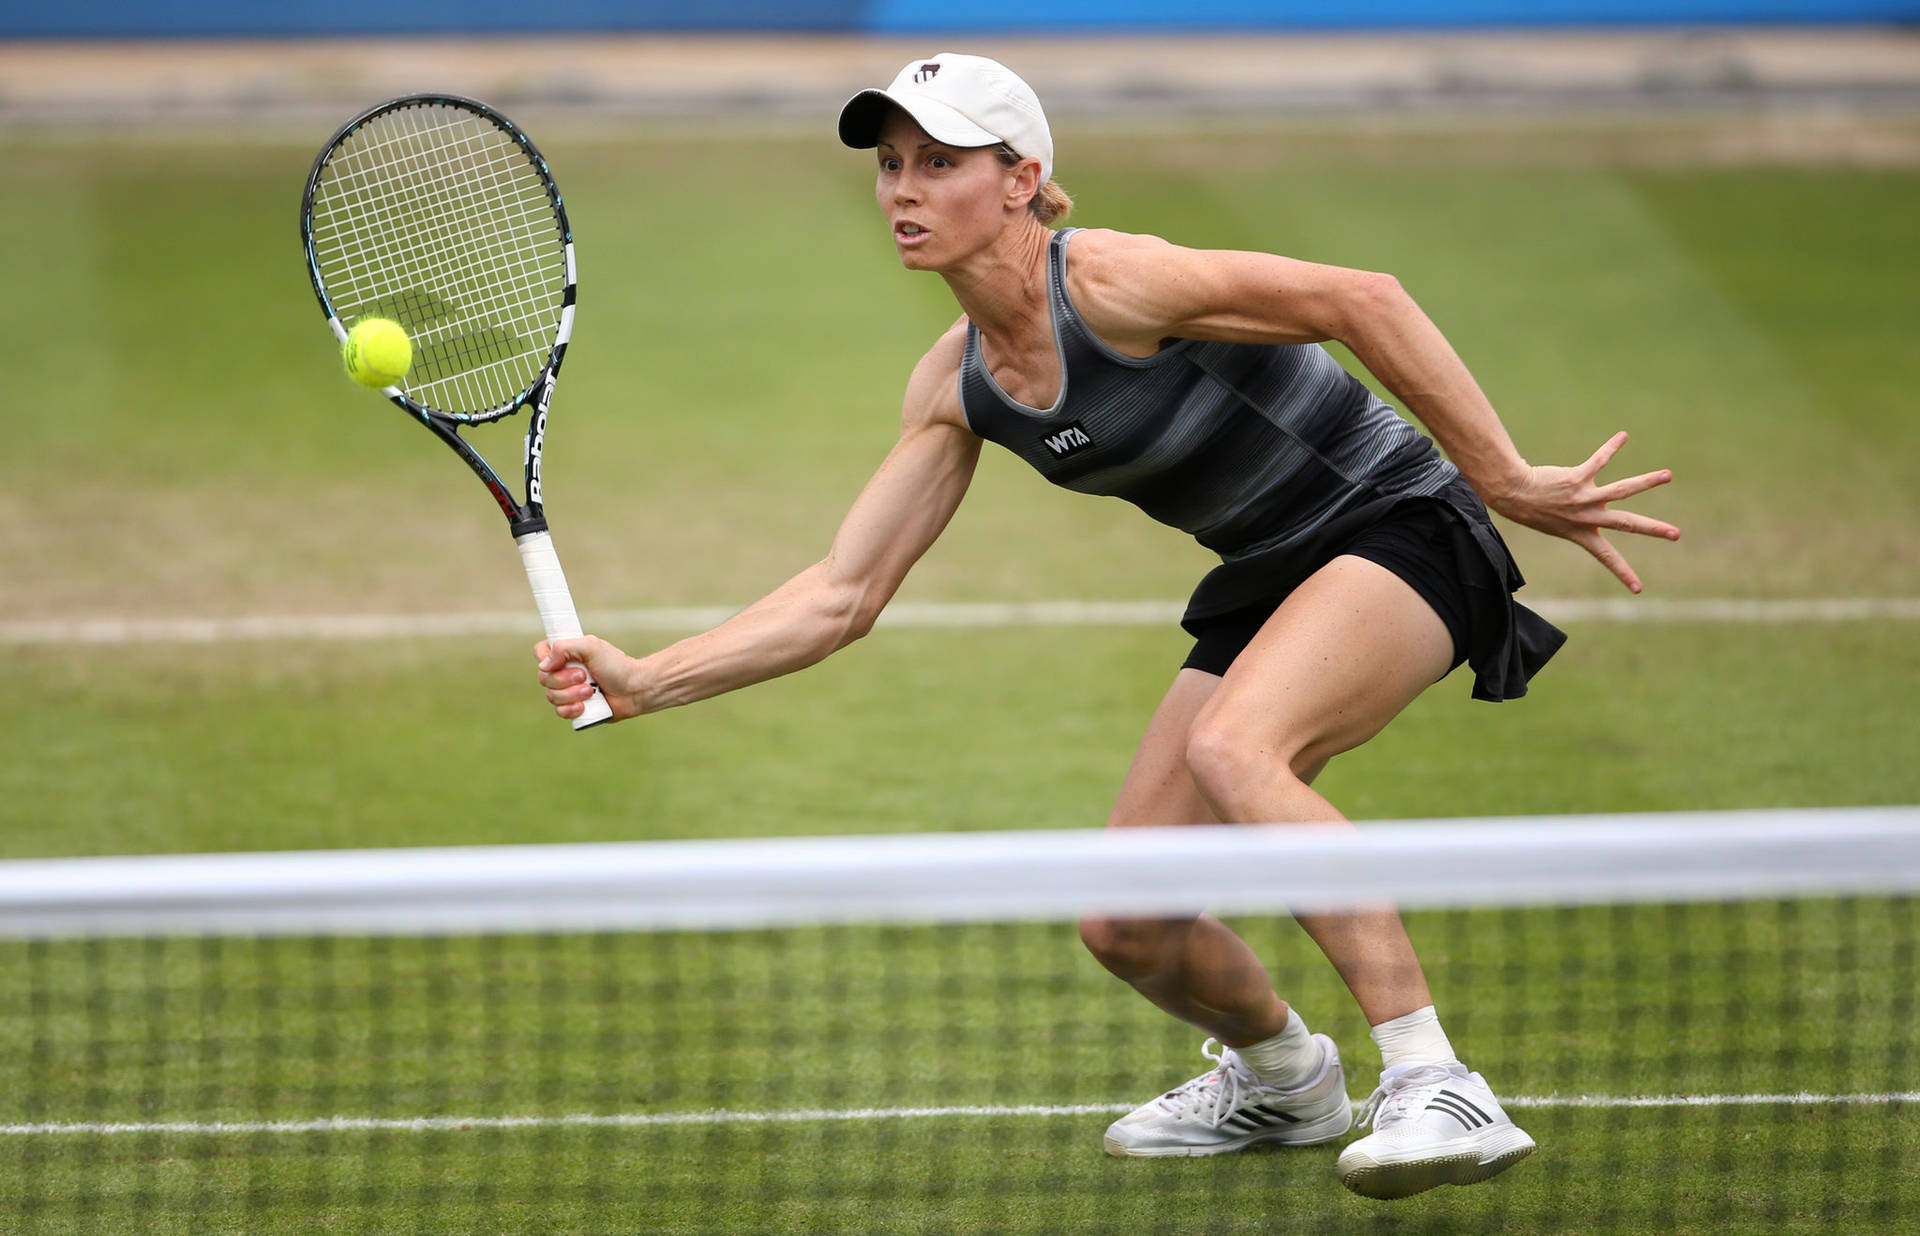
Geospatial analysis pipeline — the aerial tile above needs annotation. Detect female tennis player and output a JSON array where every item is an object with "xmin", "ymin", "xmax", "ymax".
[{"xmin": 536, "ymin": 53, "xmax": 1678, "ymax": 1199}]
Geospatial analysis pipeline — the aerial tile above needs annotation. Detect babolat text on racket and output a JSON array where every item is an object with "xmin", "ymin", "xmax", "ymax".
[{"xmin": 301, "ymin": 93, "xmax": 612, "ymax": 729}]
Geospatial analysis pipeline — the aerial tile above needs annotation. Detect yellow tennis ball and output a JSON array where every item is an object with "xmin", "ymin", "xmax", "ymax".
[{"xmin": 342, "ymin": 318, "xmax": 412, "ymax": 389}]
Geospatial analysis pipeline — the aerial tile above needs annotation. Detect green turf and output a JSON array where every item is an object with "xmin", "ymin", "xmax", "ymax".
[
  {"xmin": 5, "ymin": 127, "xmax": 1920, "ymax": 616},
  {"xmin": 3, "ymin": 901, "xmax": 1913, "ymax": 1234},
  {"xmin": 2, "ymin": 621, "xmax": 1918, "ymax": 858},
  {"xmin": 1, "ymin": 118, "xmax": 1917, "ymax": 1232}
]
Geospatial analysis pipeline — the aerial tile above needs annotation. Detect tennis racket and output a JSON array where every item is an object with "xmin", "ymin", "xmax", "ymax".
[{"xmin": 300, "ymin": 93, "xmax": 612, "ymax": 729}]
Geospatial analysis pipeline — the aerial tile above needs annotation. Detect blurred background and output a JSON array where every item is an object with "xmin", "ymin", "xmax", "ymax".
[
  {"xmin": 2, "ymin": 9, "xmax": 1918, "ymax": 1233},
  {"xmin": 7, "ymin": 5, "xmax": 1920, "ymax": 131},
  {"xmin": 2, "ymin": 6, "xmax": 1917, "ymax": 857}
]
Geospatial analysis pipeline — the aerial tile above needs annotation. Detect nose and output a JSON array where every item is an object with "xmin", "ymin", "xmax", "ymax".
[{"xmin": 891, "ymin": 167, "xmax": 922, "ymax": 206}]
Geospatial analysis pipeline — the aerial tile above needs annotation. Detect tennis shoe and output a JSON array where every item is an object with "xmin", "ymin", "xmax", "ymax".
[
  {"xmin": 1103, "ymin": 1034, "xmax": 1352, "ymax": 1157},
  {"xmin": 1335, "ymin": 1062, "xmax": 1536, "ymax": 1199}
]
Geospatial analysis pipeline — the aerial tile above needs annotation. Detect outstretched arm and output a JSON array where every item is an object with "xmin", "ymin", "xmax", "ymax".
[
  {"xmin": 1066, "ymin": 230, "xmax": 1680, "ymax": 592},
  {"xmin": 537, "ymin": 330, "xmax": 981, "ymax": 720}
]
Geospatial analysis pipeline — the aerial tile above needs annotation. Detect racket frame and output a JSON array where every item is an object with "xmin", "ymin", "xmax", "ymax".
[
  {"xmin": 301, "ymin": 91, "xmax": 573, "ymax": 537},
  {"xmin": 300, "ymin": 93, "xmax": 611, "ymax": 729}
]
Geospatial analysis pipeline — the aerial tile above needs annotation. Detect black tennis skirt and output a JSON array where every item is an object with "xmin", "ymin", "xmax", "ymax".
[{"xmin": 1180, "ymin": 479, "xmax": 1566, "ymax": 702}]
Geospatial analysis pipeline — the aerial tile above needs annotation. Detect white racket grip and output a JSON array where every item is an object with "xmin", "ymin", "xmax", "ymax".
[{"xmin": 514, "ymin": 529, "xmax": 615, "ymax": 730}]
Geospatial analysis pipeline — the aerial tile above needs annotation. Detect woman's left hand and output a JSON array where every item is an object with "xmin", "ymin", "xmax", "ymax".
[{"xmin": 1486, "ymin": 431, "xmax": 1680, "ymax": 594}]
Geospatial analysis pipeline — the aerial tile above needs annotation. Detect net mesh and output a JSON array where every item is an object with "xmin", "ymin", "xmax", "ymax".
[
  {"xmin": 307, "ymin": 100, "xmax": 567, "ymax": 419},
  {"xmin": 2, "ymin": 811, "xmax": 1915, "ymax": 1234}
]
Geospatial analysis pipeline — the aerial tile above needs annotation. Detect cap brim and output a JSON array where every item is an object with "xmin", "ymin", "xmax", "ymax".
[{"xmin": 836, "ymin": 89, "xmax": 1002, "ymax": 152}]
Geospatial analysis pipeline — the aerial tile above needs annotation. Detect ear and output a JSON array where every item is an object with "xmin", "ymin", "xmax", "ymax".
[{"xmin": 1005, "ymin": 156, "xmax": 1043, "ymax": 211}]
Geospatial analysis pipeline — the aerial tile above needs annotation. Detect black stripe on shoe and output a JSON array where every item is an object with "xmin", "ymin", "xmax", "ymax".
[
  {"xmin": 1250, "ymin": 1105, "xmax": 1302, "ymax": 1124},
  {"xmin": 1425, "ymin": 1094, "xmax": 1487, "ymax": 1130},
  {"xmin": 1441, "ymin": 1090, "xmax": 1493, "ymax": 1124}
]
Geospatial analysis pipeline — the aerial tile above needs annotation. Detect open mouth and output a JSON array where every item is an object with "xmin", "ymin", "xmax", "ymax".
[{"xmin": 895, "ymin": 221, "xmax": 929, "ymax": 243}]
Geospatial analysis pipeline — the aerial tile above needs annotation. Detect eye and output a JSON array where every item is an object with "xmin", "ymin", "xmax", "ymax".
[
  {"xmin": 928, "ymin": 154, "xmax": 952, "ymax": 169},
  {"xmin": 879, "ymin": 156, "xmax": 901, "ymax": 172}
]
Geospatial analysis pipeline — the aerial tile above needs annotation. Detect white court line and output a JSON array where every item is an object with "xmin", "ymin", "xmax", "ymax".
[
  {"xmin": 2, "ymin": 598, "xmax": 1917, "ymax": 646},
  {"xmin": 5, "ymin": 1091, "xmax": 1916, "ymax": 1137}
]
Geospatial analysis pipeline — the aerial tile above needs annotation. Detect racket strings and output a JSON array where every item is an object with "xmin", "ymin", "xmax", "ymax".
[
  {"xmin": 318, "ymin": 112, "xmax": 559, "ymax": 411},
  {"xmin": 319, "ymin": 110, "xmax": 560, "ymax": 385},
  {"xmin": 309, "ymin": 103, "xmax": 568, "ymax": 419}
]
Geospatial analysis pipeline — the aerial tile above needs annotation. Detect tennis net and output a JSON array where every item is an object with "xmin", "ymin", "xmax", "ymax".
[{"xmin": 2, "ymin": 808, "xmax": 1915, "ymax": 1233}]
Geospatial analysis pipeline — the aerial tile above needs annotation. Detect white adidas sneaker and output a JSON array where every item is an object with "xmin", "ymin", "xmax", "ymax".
[
  {"xmin": 1103, "ymin": 1035, "xmax": 1353, "ymax": 1157},
  {"xmin": 1335, "ymin": 1062, "xmax": 1536, "ymax": 1199}
]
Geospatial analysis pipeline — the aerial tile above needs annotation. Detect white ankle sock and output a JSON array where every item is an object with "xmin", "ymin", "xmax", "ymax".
[
  {"xmin": 1369, "ymin": 1005, "xmax": 1460, "ymax": 1070},
  {"xmin": 1236, "ymin": 1011, "xmax": 1321, "ymax": 1087}
]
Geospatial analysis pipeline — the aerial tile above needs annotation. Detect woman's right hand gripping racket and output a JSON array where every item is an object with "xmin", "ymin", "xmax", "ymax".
[{"xmin": 301, "ymin": 93, "xmax": 613, "ymax": 729}]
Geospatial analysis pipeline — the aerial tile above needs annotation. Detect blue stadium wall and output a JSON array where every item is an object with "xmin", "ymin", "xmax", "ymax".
[{"xmin": 4, "ymin": 1, "xmax": 1916, "ymax": 38}]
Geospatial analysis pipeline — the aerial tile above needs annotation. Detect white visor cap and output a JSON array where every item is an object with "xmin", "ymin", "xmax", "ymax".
[{"xmin": 837, "ymin": 53, "xmax": 1053, "ymax": 185}]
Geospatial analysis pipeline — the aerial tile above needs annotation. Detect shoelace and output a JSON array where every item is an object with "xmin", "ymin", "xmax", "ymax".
[
  {"xmin": 1152, "ymin": 1039, "xmax": 1261, "ymax": 1129},
  {"xmin": 1354, "ymin": 1063, "xmax": 1457, "ymax": 1131}
]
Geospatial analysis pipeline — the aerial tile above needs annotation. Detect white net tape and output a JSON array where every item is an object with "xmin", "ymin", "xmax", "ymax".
[{"xmin": 1, "ymin": 808, "xmax": 1914, "ymax": 938}]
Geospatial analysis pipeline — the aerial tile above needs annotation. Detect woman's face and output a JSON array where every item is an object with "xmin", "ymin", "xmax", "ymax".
[{"xmin": 873, "ymin": 109, "xmax": 1018, "ymax": 270}]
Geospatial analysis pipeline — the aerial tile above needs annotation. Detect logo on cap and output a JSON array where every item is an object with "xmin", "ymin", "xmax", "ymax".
[{"xmin": 913, "ymin": 63, "xmax": 941, "ymax": 84}]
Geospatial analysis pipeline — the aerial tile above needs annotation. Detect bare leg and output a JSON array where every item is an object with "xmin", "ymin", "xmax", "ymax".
[
  {"xmin": 1079, "ymin": 669, "xmax": 1292, "ymax": 1047},
  {"xmin": 1080, "ymin": 556, "xmax": 1455, "ymax": 1033},
  {"xmin": 1186, "ymin": 557, "xmax": 1456, "ymax": 1024}
]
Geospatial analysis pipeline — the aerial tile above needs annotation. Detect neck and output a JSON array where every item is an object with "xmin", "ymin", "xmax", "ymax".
[{"xmin": 939, "ymin": 218, "xmax": 1053, "ymax": 339}]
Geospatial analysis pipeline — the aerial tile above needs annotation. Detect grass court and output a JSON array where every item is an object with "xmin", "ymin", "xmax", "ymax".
[{"xmin": 1, "ymin": 112, "xmax": 1917, "ymax": 1231}]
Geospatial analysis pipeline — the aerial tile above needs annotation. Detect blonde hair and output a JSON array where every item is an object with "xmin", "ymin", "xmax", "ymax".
[{"xmin": 993, "ymin": 144, "xmax": 1073, "ymax": 226}]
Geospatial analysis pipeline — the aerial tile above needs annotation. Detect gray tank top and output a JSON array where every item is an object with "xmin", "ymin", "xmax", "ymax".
[{"xmin": 958, "ymin": 228, "xmax": 1457, "ymax": 562}]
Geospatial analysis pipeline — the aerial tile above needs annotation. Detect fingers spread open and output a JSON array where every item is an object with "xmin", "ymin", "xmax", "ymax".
[
  {"xmin": 1578, "ymin": 430, "xmax": 1630, "ymax": 481},
  {"xmin": 1604, "ymin": 509, "xmax": 1683, "ymax": 540},
  {"xmin": 1597, "ymin": 468, "xmax": 1674, "ymax": 504},
  {"xmin": 1576, "ymin": 528, "xmax": 1643, "ymax": 594}
]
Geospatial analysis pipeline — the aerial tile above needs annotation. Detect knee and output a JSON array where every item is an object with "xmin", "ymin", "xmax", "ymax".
[
  {"xmin": 1184, "ymin": 720, "xmax": 1252, "ymax": 811},
  {"xmin": 1185, "ymin": 713, "xmax": 1327, "ymax": 816},
  {"xmin": 1079, "ymin": 915, "xmax": 1186, "ymax": 979}
]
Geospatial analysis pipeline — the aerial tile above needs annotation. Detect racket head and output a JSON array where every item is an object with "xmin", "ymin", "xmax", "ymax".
[{"xmin": 301, "ymin": 94, "xmax": 575, "ymax": 426}]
